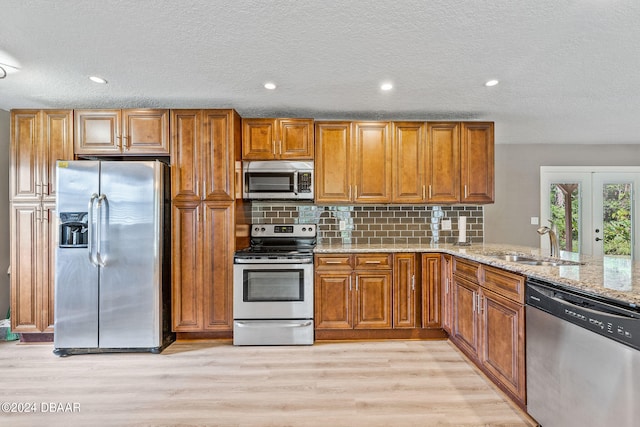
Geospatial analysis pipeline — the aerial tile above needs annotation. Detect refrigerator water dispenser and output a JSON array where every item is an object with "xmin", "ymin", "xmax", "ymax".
[{"xmin": 59, "ymin": 212, "xmax": 88, "ymax": 248}]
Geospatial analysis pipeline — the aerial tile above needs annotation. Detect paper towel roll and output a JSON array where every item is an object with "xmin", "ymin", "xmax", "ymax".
[{"xmin": 458, "ymin": 216, "xmax": 467, "ymax": 243}]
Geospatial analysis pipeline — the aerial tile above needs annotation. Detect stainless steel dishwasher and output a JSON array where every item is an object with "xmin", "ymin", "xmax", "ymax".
[{"xmin": 526, "ymin": 278, "xmax": 640, "ymax": 427}]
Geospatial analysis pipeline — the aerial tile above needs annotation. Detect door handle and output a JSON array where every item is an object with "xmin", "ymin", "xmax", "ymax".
[
  {"xmin": 95, "ymin": 194, "xmax": 107, "ymax": 267},
  {"xmin": 595, "ymin": 237, "xmax": 603, "ymax": 241},
  {"xmin": 88, "ymin": 193, "xmax": 99, "ymax": 266}
]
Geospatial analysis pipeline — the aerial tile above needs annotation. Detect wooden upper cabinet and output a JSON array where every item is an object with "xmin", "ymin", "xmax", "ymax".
[
  {"xmin": 461, "ymin": 122, "xmax": 494, "ymax": 203},
  {"xmin": 315, "ymin": 122, "xmax": 352, "ymax": 202},
  {"xmin": 425, "ymin": 122, "xmax": 460, "ymax": 203},
  {"xmin": 392, "ymin": 122, "xmax": 426, "ymax": 203},
  {"xmin": 74, "ymin": 109, "xmax": 169, "ymax": 155},
  {"xmin": 353, "ymin": 122, "xmax": 391, "ymax": 203},
  {"xmin": 242, "ymin": 118, "xmax": 313, "ymax": 160},
  {"xmin": 202, "ymin": 110, "xmax": 240, "ymax": 201},
  {"xmin": 11, "ymin": 110, "xmax": 73, "ymax": 202},
  {"xmin": 171, "ymin": 110, "xmax": 202, "ymax": 201}
]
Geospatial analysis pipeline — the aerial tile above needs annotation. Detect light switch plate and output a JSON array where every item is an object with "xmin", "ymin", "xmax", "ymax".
[{"xmin": 531, "ymin": 216, "xmax": 539, "ymax": 225}]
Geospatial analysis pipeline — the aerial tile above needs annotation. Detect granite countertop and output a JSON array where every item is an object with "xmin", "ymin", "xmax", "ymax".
[{"xmin": 315, "ymin": 242, "xmax": 640, "ymax": 308}]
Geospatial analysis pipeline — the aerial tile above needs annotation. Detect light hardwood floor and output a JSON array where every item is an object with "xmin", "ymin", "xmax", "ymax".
[{"xmin": 0, "ymin": 339, "xmax": 536, "ymax": 427}]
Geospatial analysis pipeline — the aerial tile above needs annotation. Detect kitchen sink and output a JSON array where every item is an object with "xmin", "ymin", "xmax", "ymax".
[{"xmin": 489, "ymin": 254, "xmax": 583, "ymax": 267}]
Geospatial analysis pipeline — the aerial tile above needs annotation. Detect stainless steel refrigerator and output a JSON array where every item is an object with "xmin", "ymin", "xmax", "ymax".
[{"xmin": 53, "ymin": 160, "xmax": 173, "ymax": 356}]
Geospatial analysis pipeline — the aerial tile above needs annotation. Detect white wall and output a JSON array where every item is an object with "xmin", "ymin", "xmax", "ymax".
[
  {"xmin": 485, "ymin": 144, "xmax": 640, "ymax": 247},
  {"xmin": 0, "ymin": 110, "xmax": 9, "ymax": 318}
]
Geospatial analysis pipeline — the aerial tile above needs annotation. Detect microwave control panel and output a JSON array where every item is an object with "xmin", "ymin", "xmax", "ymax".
[{"xmin": 298, "ymin": 172, "xmax": 312, "ymax": 193}]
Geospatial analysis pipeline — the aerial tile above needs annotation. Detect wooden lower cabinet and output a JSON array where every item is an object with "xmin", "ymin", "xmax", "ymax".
[
  {"xmin": 480, "ymin": 288, "xmax": 526, "ymax": 403},
  {"xmin": 450, "ymin": 257, "xmax": 526, "ymax": 407},
  {"xmin": 420, "ymin": 253, "xmax": 441, "ymax": 329},
  {"xmin": 314, "ymin": 254, "xmax": 392, "ymax": 330},
  {"xmin": 314, "ymin": 253, "xmax": 446, "ymax": 340}
]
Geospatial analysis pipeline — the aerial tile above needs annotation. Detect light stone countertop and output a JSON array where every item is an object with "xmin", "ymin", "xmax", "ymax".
[{"xmin": 315, "ymin": 242, "xmax": 640, "ymax": 309}]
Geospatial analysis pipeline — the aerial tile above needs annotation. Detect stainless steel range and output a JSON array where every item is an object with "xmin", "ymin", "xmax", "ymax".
[{"xmin": 233, "ymin": 224, "xmax": 316, "ymax": 345}]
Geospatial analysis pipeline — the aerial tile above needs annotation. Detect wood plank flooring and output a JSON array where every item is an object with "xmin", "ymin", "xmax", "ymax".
[{"xmin": 0, "ymin": 339, "xmax": 536, "ymax": 427}]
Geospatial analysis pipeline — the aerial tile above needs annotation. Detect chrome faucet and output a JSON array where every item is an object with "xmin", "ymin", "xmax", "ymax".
[{"xmin": 537, "ymin": 222, "xmax": 559, "ymax": 258}]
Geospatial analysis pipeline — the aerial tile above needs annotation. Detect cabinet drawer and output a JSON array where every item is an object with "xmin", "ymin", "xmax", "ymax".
[
  {"xmin": 482, "ymin": 265, "xmax": 525, "ymax": 303},
  {"xmin": 453, "ymin": 257, "xmax": 480, "ymax": 283},
  {"xmin": 354, "ymin": 254, "xmax": 392, "ymax": 269},
  {"xmin": 315, "ymin": 254, "xmax": 353, "ymax": 270}
]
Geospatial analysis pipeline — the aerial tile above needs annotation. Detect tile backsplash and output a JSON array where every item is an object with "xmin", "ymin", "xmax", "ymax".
[{"xmin": 249, "ymin": 202, "xmax": 484, "ymax": 245}]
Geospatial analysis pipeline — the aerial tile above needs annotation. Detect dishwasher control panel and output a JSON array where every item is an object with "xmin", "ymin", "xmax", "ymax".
[{"xmin": 527, "ymin": 280, "xmax": 640, "ymax": 351}]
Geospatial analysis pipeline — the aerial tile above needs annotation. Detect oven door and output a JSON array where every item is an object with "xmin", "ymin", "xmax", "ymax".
[{"xmin": 233, "ymin": 262, "xmax": 314, "ymax": 319}]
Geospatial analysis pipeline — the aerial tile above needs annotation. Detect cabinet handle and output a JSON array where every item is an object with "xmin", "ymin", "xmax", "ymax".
[
  {"xmin": 445, "ymin": 278, "xmax": 449, "ymax": 294},
  {"xmin": 428, "ymin": 185, "xmax": 432, "ymax": 199},
  {"xmin": 422, "ymin": 185, "xmax": 426, "ymax": 199},
  {"xmin": 365, "ymin": 260, "xmax": 381, "ymax": 264},
  {"xmin": 354, "ymin": 185, "xmax": 358, "ymax": 199},
  {"xmin": 349, "ymin": 185, "xmax": 352, "ymax": 200},
  {"xmin": 122, "ymin": 135, "xmax": 129, "ymax": 151},
  {"xmin": 278, "ymin": 140, "xmax": 282, "ymax": 155},
  {"xmin": 35, "ymin": 182, "xmax": 41, "ymax": 196},
  {"xmin": 411, "ymin": 274, "xmax": 415, "ymax": 291},
  {"xmin": 325, "ymin": 260, "xmax": 343, "ymax": 264},
  {"xmin": 349, "ymin": 276, "xmax": 352, "ymax": 291},
  {"xmin": 477, "ymin": 294, "xmax": 483, "ymax": 313},
  {"xmin": 355, "ymin": 276, "xmax": 359, "ymax": 291},
  {"xmin": 472, "ymin": 292, "xmax": 476, "ymax": 313},
  {"xmin": 116, "ymin": 134, "xmax": 122, "ymax": 149},
  {"xmin": 464, "ymin": 185, "xmax": 468, "ymax": 199}
]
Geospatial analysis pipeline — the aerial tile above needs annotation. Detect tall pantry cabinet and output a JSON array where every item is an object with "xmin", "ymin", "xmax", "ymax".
[
  {"xmin": 170, "ymin": 109, "xmax": 240, "ymax": 334},
  {"xmin": 9, "ymin": 110, "xmax": 74, "ymax": 333}
]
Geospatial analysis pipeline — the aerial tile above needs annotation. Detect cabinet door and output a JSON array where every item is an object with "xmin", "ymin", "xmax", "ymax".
[
  {"xmin": 353, "ymin": 122, "xmax": 391, "ymax": 203},
  {"xmin": 393, "ymin": 253, "xmax": 416, "ymax": 328},
  {"xmin": 315, "ymin": 122, "xmax": 351, "ymax": 202},
  {"xmin": 10, "ymin": 111, "xmax": 40, "ymax": 201},
  {"xmin": 202, "ymin": 110, "xmax": 238, "ymax": 201},
  {"xmin": 354, "ymin": 270, "xmax": 392, "ymax": 329},
  {"xmin": 420, "ymin": 253, "xmax": 441, "ymax": 329},
  {"xmin": 314, "ymin": 272, "xmax": 353, "ymax": 329},
  {"xmin": 10, "ymin": 203, "xmax": 40, "ymax": 332},
  {"xmin": 461, "ymin": 122, "xmax": 494, "ymax": 203},
  {"xmin": 279, "ymin": 119, "xmax": 314, "ymax": 159},
  {"xmin": 480, "ymin": 288, "xmax": 526, "ymax": 403},
  {"xmin": 242, "ymin": 118, "xmax": 275, "ymax": 160},
  {"xmin": 171, "ymin": 110, "xmax": 202, "ymax": 201},
  {"xmin": 451, "ymin": 275, "xmax": 480, "ymax": 358},
  {"xmin": 392, "ymin": 122, "xmax": 426, "ymax": 203},
  {"xmin": 441, "ymin": 254, "xmax": 453, "ymax": 334},
  {"xmin": 171, "ymin": 202, "xmax": 203, "ymax": 331},
  {"xmin": 41, "ymin": 110, "xmax": 73, "ymax": 200},
  {"xmin": 122, "ymin": 109, "xmax": 169, "ymax": 155},
  {"xmin": 202, "ymin": 202, "xmax": 234, "ymax": 331},
  {"xmin": 426, "ymin": 122, "xmax": 460, "ymax": 203},
  {"xmin": 74, "ymin": 110, "xmax": 121, "ymax": 155}
]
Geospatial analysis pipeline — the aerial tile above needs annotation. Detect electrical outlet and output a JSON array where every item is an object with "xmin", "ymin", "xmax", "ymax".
[
  {"xmin": 441, "ymin": 219, "xmax": 452, "ymax": 230},
  {"xmin": 339, "ymin": 220, "xmax": 346, "ymax": 231}
]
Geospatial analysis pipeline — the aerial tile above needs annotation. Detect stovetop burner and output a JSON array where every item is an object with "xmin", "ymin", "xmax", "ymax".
[{"xmin": 234, "ymin": 224, "xmax": 317, "ymax": 263}]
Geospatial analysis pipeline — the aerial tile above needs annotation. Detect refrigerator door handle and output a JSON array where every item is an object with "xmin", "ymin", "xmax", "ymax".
[
  {"xmin": 88, "ymin": 193, "xmax": 99, "ymax": 266},
  {"xmin": 95, "ymin": 194, "xmax": 108, "ymax": 267}
]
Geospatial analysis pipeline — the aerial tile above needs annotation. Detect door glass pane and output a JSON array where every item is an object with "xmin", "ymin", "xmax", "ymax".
[
  {"xmin": 601, "ymin": 183, "xmax": 632, "ymax": 257},
  {"xmin": 243, "ymin": 270, "xmax": 304, "ymax": 302},
  {"xmin": 549, "ymin": 183, "xmax": 580, "ymax": 253}
]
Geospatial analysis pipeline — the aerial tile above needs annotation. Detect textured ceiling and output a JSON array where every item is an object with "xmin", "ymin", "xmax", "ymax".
[{"xmin": 2, "ymin": 0, "xmax": 640, "ymax": 144}]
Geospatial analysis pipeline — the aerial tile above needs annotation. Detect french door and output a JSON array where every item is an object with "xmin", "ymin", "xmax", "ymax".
[{"xmin": 541, "ymin": 167, "xmax": 640, "ymax": 260}]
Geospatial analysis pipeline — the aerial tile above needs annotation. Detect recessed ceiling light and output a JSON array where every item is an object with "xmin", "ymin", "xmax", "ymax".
[
  {"xmin": 89, "ymin": 76, "xmax": 108, "ymax": 84},
  {"xmin": 264, "ymin": 82, "xmax": 276, "ymax": 90},
  {"xmin": 381, "ymin": 83, "xmax": 393, "ymax": 91},
  {"xmin": 485, "ymin": 79, "xmax": 499, "ymax": 87}
]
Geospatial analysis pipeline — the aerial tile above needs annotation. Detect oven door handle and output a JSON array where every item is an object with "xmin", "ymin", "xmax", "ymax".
[{"xmin": 235, "ymin": 321, "xmax": 313, "ymax": 328}]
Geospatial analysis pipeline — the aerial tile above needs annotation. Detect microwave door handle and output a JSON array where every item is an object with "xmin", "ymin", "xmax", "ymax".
[{"xmin": 293, "ymin": 171, "xmax": 299, "ymax": 195}]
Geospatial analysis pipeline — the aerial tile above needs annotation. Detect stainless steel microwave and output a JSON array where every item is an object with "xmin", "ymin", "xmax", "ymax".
[{"xmin": 242, "ymin": 160, "xmax": 314, "ymax": 200}]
